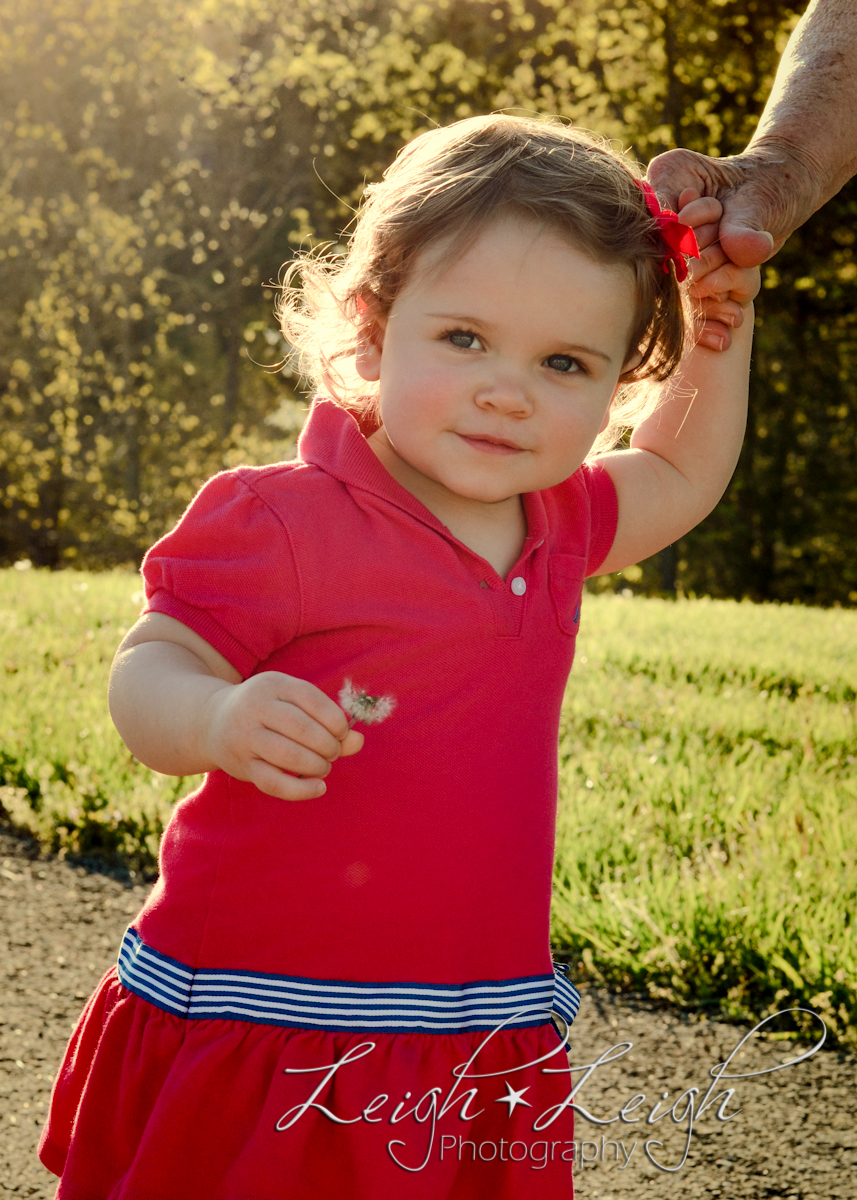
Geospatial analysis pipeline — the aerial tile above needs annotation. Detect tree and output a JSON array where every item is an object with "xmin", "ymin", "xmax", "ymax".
[{"xmin": 4, "ymin": 0, "xmax": 855, "ymax": 604}]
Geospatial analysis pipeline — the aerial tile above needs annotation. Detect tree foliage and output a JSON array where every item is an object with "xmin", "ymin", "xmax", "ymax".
[{"xmin": 2, "ymin": 0, "xmax": 855, "ymax": 603}]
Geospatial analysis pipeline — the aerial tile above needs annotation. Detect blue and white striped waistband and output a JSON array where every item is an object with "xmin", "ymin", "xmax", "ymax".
[{"xmin": 117, "ymin": 927, "xmax": 580, "ymax": 1035}]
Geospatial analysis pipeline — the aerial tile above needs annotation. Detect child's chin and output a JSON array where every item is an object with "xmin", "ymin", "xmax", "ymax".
[{"xmin": 451, "ymin": 480, "xmax": 522, "ymax": 504}]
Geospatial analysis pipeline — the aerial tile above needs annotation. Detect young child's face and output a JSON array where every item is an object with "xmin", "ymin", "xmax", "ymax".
[{"xmin": 358, "ymin": 215, "xmax": 638, "ymax": 504}]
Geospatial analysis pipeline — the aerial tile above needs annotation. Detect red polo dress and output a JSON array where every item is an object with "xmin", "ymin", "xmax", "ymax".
[{"xmin": 39, "ymin": 398, "xmax": 617, "ymax": 1200}]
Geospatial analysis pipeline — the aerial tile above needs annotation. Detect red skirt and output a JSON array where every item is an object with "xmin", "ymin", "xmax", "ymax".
[{"xmin": 40, "ymin": 965, "xmax": 577, "ymax": 1199}]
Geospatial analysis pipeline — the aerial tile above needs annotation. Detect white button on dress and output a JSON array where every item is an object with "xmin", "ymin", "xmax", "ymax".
[{"xmin": 510, "ymin": 577, "xmax": 526, "ymax": 596}]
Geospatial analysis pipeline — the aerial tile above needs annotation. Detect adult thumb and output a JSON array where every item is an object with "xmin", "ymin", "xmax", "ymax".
[{"xmin": 718, "ymin": 210, "xmax": 776, "ymax": 269}]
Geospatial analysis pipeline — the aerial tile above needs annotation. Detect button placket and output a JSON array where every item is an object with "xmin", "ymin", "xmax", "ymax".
[
  {"xmin": 493, "ymin": 551, "xmax": 537, "ymax": 637},
  {"xmin": 456, "ymin": 522, "xmax": 544, "ymax": 638}
]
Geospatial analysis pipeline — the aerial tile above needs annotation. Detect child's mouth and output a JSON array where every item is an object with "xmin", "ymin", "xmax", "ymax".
[{"xmin": 457, "ymin": 433, "xmax": 523, "ymax": 456}]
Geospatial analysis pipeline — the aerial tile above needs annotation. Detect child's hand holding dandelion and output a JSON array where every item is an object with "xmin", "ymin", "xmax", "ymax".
[
  {"xmin": 202, "ymin": 671, "xmax": 365, "ymax": 801},
  {"xmin": 201, "ymin": 676, "xmax": 394, "ymax": 802},
  {"xmin": 112, "ymin": 617, "xmax": 395, "ymax": 804}
]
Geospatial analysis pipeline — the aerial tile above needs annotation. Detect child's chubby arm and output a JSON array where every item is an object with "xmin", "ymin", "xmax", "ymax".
[
  {"xmin": 596, "ymin": 192, "xmax": 760, "ymax": 574},
  {"xmin": 109, "ymin": 612, "xmax": 363, "ymax": 800}
]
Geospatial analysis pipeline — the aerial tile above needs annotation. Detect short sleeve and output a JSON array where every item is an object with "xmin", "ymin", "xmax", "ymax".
[
  {"xmin": 141, "ymin": 471, "xmax": 302, "ymax": 677},
  {"xmin": 581, "ymin": 460, "xmax": 618, "ymax": 577}
]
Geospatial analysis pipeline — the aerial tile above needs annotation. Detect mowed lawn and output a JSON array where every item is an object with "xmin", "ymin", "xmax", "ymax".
[{"xmin": 1, "ymin": 568, "xmax": 855, "ymax": 1046}]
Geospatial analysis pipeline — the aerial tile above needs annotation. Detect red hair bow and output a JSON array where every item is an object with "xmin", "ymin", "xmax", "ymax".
[{"xmin": 635, "ymin": 179, "xmax": 700, "ymax": 283}]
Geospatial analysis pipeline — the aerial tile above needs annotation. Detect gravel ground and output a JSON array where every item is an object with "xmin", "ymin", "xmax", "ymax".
[{"xmin": 2, "ymin": 828, "xmax": 856, "ymax": 1199}]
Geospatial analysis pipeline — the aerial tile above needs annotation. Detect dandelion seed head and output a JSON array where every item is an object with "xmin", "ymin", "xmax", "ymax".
[{"xmin": 338, "ymin": 678, "xmax": 396, "ymax": 726}]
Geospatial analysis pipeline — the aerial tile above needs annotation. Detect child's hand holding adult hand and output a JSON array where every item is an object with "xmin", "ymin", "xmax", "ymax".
[
  {"xmin": 675, "ymin": 189, "xmax": 761, "ymax": 352},
  {"xmin": 204, "ymin": 673, "xmax": 364, "ymax": 801}
]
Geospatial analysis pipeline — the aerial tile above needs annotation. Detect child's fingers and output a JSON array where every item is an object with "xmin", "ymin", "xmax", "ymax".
[
  {"xmin": 696, "ymin": 297, "xmax": 746, "ymax": 329},
  {"xmin": 676, "ymin": 195, "xmax": 722, "ymax": 271},
  {"xmin": 246, "ymin": 759, "xmax": 329, "ymax": 802},
  {"xmin": 687, "ymin": 220, "xmax": 720, "ymax": 257},
  {"xmin": 691, "ymin": 239, "xmax": 728, "ymax": 280},
  {"xmin": 264, "ymin": 699, "xmax": 344, "ymax": 763},
  {"xmin": 692, "ymin": 260, "xmax": 761, "ymax": 306},
  {"xmin": 693, "ymin": 296, "xmax": 750, "ymax": 350},
  {"xmin": 674, "ymin": 194, "xmax": 721, "ymax": 230},
  {"xmin": 695, "ymin": 316, "xmax": 734, "ymax": 353},
  {"xmin": 338, "ymin": 728, "xmax": 364, "ymax": 758},
  {"xmin": 252, "ymin": 727, "xmax": 336, "ymax": 779},
  {"xmin": 268, "ymin": 673, "xmax": 351, "ymax": 742}
]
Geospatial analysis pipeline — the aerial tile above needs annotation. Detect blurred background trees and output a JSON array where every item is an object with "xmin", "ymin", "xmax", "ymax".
[{"xmin": 2, "ymin": 0, "xmax": 855, "ymax": 604}]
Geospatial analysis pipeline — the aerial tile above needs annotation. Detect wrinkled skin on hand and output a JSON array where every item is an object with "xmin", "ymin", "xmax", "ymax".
[
  {"xmin": 647, "ymin": 142, "xmax": 819, "ymax": 269},
  {"xmin": 648, "ymin": 0, "xmax": 857, "ymax": 348},
  {"xmin": 648, "ymin": 144, "xmax": 813, "ymax": 349}
]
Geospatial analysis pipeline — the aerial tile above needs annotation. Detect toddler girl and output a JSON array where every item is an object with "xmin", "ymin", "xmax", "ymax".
[{"xmin": 39, "ymin": 115, "xmax": 757, "ymax": 1199}]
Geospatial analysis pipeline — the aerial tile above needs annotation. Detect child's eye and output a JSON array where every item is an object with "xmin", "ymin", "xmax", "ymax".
[
  {"xmin": 445, "ymin": 329, "xmax": 484, "ymax": 351},
  {"xmin": 545, "ymin": 354, "xmax": 586, "ymax": 375}
]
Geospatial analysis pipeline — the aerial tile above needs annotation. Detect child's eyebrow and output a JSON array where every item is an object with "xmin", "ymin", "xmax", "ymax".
[
  {"xmin": 427, "ymin": 312, "xmax": 613, "ymax": 363},
  {"xmin": 548, "ymin": 342, "xmax": 613, "ymax": 363},
  {"xmin": 426, "ymin": 311, "xmax": 490, "ymax": 325}
]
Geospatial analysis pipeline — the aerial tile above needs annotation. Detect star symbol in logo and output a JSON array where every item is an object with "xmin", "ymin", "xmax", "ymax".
[{"xmin": 495, "ymin": 1081, "xmax": 532, "ymax": 1116}]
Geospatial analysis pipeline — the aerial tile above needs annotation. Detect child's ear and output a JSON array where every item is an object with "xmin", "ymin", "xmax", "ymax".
[{"xmin": 354, "ymin": 293, "xmax": 386, "ymax": 383}]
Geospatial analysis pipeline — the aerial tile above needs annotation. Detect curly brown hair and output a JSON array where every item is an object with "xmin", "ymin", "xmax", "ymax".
[{"xmin": 278, "ymin": 114, "xmax": 694, "ymax": 454}]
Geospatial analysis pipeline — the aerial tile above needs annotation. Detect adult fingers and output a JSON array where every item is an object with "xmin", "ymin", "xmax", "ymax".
[
  {"xmin": 649, "ymin": 151, "xmax": 770, "ymax": 265},
  {"xmin": 648, "ymin": 147, "xmax": 807, "ymax": 268},
  {"xmin": 647, "ymin": 147, "xmax": 749, "ymax": 214},
  {"xmin": 718, "ymin": 221, "xmax": 776, "ymax": 269}
]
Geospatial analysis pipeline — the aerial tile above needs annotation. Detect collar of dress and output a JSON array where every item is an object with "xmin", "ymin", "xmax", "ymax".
[{"xmin": 296, "ymin": 397, "xmax": 551, "ymax": 553}]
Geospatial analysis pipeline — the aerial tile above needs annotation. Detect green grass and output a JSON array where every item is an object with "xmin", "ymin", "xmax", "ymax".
[
  {"xmin": 553, "ymin": 594, "xmax": 857, "ymax": 1047},
  {"xmin": 0, "ymin": 567, "xmax": 202, "ymax": 874},
  {"xmin": 1, "ymin": 569, "xmax": 855, "ymax": 1045}
]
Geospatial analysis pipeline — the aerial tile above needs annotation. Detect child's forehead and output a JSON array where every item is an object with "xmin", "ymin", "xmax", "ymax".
[
  {"xmin": 409, "ymin": 213, "xmax": 631, "ymax": 285},
  {"xmin": 399, "ymin": 215, "xmax": 636, "ymax": 313},
  {"xmin": 384, "ymin": 216, "xmax": 637, "ymax": 363}
]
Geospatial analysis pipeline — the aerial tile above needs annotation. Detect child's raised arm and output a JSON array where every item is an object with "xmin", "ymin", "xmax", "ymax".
[
  {"xmin": 595, "ymin": 195, "xmax": 759, "ymax": 574},
  {"xmin": 109, "ymin": 613, "xmax": 363, "ymax": 800}
]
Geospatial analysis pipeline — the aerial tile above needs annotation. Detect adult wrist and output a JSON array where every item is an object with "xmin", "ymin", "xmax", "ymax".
[{"xmin": 738, "ymin": 136, "xmax": 825, "ymax": 230}]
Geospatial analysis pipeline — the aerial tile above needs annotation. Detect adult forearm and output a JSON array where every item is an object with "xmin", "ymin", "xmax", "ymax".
[
  {"xmin": 749, "ymin": 0, "xmax": 857, "ymax": 214},
  {"xmin": 109, "ymin": 641, "xmax": 232, "ymax": 776},
  {"xmin": 647, "ymin": 0, "xmax": 857, "ymax": 276}
]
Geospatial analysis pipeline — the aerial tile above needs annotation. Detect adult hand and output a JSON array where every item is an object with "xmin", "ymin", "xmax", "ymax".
[
  {"xmin": 203, "ymin": 671, "xmax": 364, "ymax": 801},
  {"xmin": 649, "ymin": 145, "xmax": 819, "ymax": 351},
  {"xmin": 647, "ymin": 0, "xmax": 857, "ymax": 348},
  {"xmin": 647, "ymin": 143, "xmax": 819, "ymax": 268}
]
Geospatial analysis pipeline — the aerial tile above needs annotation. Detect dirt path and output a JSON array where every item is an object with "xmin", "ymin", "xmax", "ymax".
[{"xmin": 1, "ymin": 829, "xmax": 855, "ymax": 1198}]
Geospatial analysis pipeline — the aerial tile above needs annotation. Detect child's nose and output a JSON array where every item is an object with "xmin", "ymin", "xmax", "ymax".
[{"xmin": 473, "ymin": 374, "xmax": 533, "ymax": 416}]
